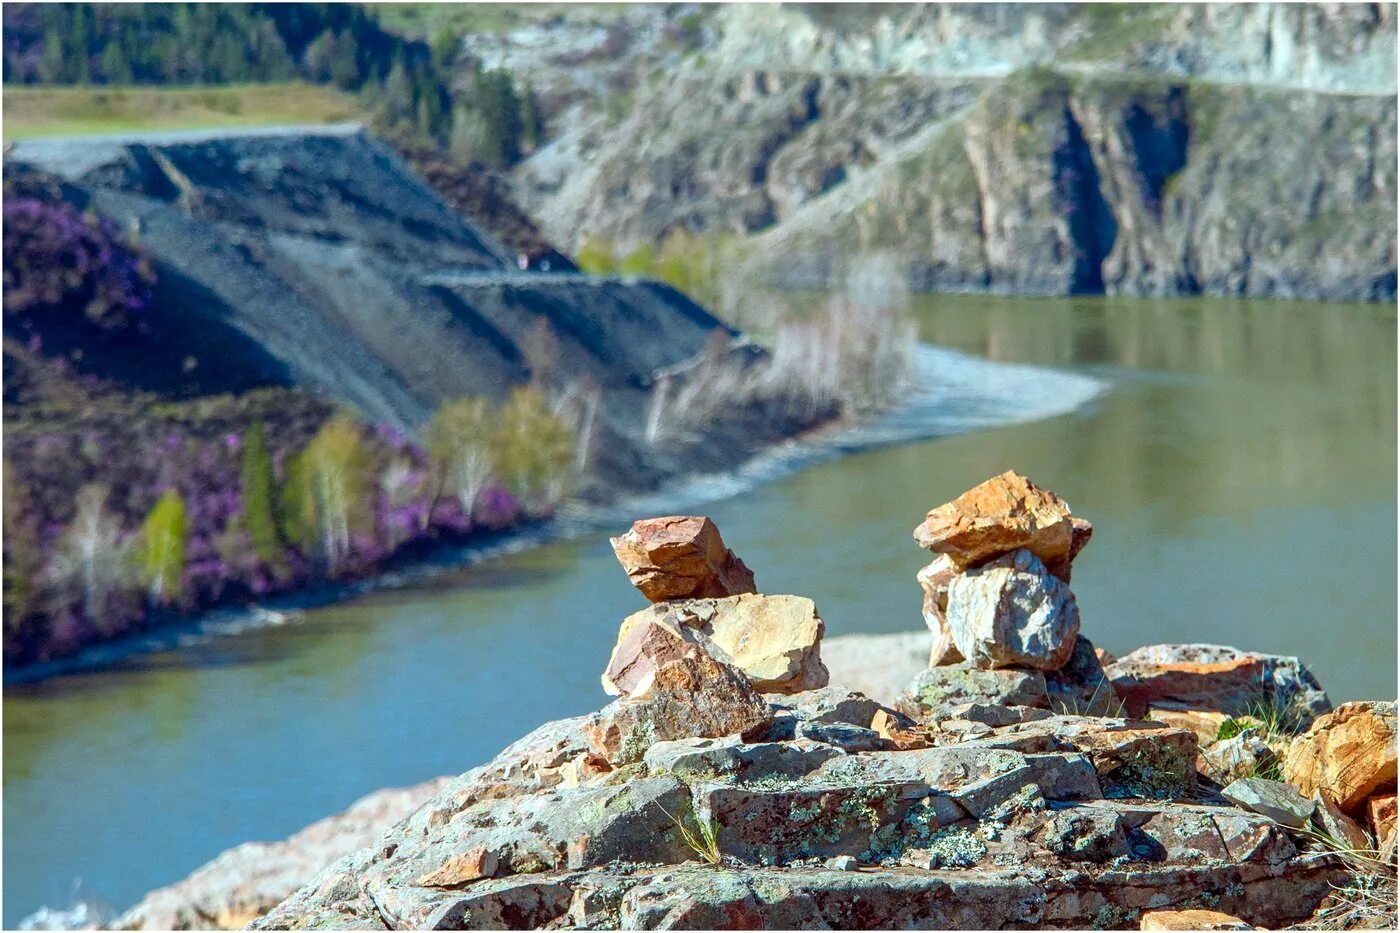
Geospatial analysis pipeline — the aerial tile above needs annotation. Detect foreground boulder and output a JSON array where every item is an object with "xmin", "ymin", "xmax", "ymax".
[
  {"xmin": 610, "ymin": 516, "xmax": 756, "ymax": 602},
  {"xmin": 1282, "ymin": 700, "xmax": 1397, "ymax": 813},
  {"xmin": 584, "ymin": 647, "xmax": 773, "ymax": 765},
  {"xmin": 913, "ymin": 471, "xmax": 1076, "ymax": 571},
  {"xmin": 606, "ymin": 595, "xmax": 827, "ymax": 695},
  {"xmin": 944, "ymin": 549, "xmax": 1080, "ymax": 670}
]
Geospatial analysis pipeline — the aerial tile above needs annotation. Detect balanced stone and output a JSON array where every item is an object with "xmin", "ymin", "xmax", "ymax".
[
  {"xmin": 610, "ymin": 516, "xmax": 756, "ymax": 601},
  {"xmin": 944, "ymin": 549, "xmax": 1079, "ymax": 670},
  {"xmin": 913, "ymin": 471, "xmax": 1076, "ymax": 570}
]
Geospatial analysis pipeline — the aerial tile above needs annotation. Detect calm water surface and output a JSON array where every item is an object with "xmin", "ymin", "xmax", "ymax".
[{"xmin": 4, "ymin": 296, "xmax": 1395, "ymax": 923}]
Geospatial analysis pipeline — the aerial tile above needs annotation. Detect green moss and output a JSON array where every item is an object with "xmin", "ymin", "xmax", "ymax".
[
  {"xmin": 1104, "ymin": 743, "xmax": 1193, "ymax": 799},
  {"xmin": 618, "ymin": 722, "xmax": 658, "ymax": 764}
]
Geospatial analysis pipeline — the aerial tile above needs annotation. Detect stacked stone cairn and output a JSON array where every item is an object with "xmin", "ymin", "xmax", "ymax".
[
  {"xmin": 253, "ymin": 477, "xmax": 1395, "ymax": 932},
  {"xmin": 905, "ymin": 470, "xmax": 1106, "ymax": 719}
]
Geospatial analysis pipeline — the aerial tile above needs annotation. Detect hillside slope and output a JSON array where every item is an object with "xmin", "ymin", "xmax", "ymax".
[{"xmin": 6, "ymin": 127, "xmax": 749, "ymax": 479}]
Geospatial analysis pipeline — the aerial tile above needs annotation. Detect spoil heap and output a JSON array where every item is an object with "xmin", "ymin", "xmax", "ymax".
[{"xmin": 255, "ymin": 477, "xmax": 1391, "ymax": 931}]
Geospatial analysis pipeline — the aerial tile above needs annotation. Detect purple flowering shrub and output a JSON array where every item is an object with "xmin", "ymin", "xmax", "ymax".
[
  {"xmin": 3, "ymin": 388, "xmax": 531, "ymax": 665},
  {"xmin": 2, "ymin": 196, "xmax": 155, "ymax": 333}
]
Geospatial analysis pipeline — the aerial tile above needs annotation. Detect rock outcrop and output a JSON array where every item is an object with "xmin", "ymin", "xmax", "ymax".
[
  {"xmin": 1105, "ymin": 644, "xmax": 1333, "ymax": 727},
  {"xmin": 245, "ymin": 485, "xmax": 1373, "ymax": 930}
]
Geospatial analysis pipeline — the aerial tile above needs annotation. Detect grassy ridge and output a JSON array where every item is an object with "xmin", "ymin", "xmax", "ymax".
[{"xmin": 2, "ymin": 82, "xmax": 364, "ymax": 141}]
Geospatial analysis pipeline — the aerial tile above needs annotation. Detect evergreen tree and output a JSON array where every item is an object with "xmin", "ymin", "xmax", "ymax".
[
  {"xmin": 328, "ymin": 30, "xmax": 361, "ymax": 89},
  {"xmin": 379, "ymin": 55, "xmax": 416, "ymax": 129},
  {"xmin": 140, "ymin": 489, "xmax": 188, "ymax": 606},
  {"xmin": 99, "ymin": 41, "xmax": 132, "ymax": 84},
  {"xmin": 240, "ymin": 421, "xmax": 282, "ymax": 570},
  {"xmin": 301, "ymin": 29, "xmax": 335, "ymax": 82},
  {"xmin": 472, "ymin": 69, "xmax": 523, "ymax": 167},
  {"xmin": 520, "ymin": 83, "xmax": 544, "ymax": 154},
  {"xmin": 39, "ymin": 32, "xmax": 68, "ymax": 84},
  {"xmin": 449, "ymin": 103, "xmax": 487, "ymax": 166}
]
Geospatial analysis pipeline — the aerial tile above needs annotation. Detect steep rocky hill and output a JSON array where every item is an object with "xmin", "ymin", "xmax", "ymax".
[
  {"xmin": 5, "ymin": 126, "xmax": 769, "ymax": 487},
  {"xmin": 502, "ymin": 3, "xmax": 1396, "ymax": 301}
]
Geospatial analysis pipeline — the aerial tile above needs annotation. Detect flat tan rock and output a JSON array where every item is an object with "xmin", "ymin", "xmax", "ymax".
[
  {"xmin": 1140, "ymin": 908, "xmax": 1256, "ymax": 930},
  {"xmin": 607, "ymin": 594, "xmax": 827, "ymax": 695},
  {"xmin": 1147, "ymin": 707, "xmax": 1234, "ymax": 745},
  {"xmin": 1283, "ymin": 701, "xmax": 1397, "ymax": 813},
  {"xmin": 912, "ymin": 471, "xmax": 1074, "ymax": 569},
  {"xmin": 610, "ymin": 516, "xmax": 756, "ymax": 602}
]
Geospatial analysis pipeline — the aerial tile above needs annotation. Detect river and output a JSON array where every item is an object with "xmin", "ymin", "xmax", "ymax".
[{"xmin": 4, "ymin": 295, "xmax": 1395, "ymax": 925}]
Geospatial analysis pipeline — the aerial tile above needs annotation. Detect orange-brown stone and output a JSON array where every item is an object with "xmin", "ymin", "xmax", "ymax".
[
  {"xmin": 610, "ymin": 516, "xmax": 756, "ymax": 602},
  {"xmin": 912, "ymin": 471, "xmax": 1075, "ymax": 570},
  {"xmin": 1139, "ymin": 909, "xmax": 1255, "ymax": 930},
  {"xmin": 1283, "ymin": 701, "xmax": 1397, "ymax": 814},
  {"xmin": 1368, "ymin": 793, "xmax": 1397, "ymax": 843}
]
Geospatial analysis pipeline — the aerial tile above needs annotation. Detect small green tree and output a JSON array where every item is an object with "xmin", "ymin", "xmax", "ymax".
[
  {"xmin": 618, "ymin": 242, "xmax": 658, "ymax": 277},
  {"xmin": 574, "ymin": 235, "xmax": 616, "ymax": 275},
  {"xmin": 140, "ymin": 489, "xmax": 188, "ymax": 606},
  {"xmin": 449, "ymin": 103, "xmax": 487, "ymax": 166},
  {"xmin": 240, "ymin": 422, "xmax": 283, "ymax": 570},
  {"xmin": 281, "ymin": 417, "xmax": 372, "ymax": 574},
  {"xmin": 427, "ymin": 397, "xmax": 495, "ymax": 518},
  {"xmin": 519, "ymin": 83, "xmax": 544, "ymax": 153},
  {"xmin": 328, "ymin": 30, "xmax": 362, "ymax": 89},
  {"xmin": 493, "ymin": 387, "xmax": 574, "ymax": 514}
]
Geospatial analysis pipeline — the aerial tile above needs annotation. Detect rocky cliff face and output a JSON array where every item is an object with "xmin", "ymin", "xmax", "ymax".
[{"xmin": 509, "ymin": 3, "xmax": 1396, "ymax": 301}]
